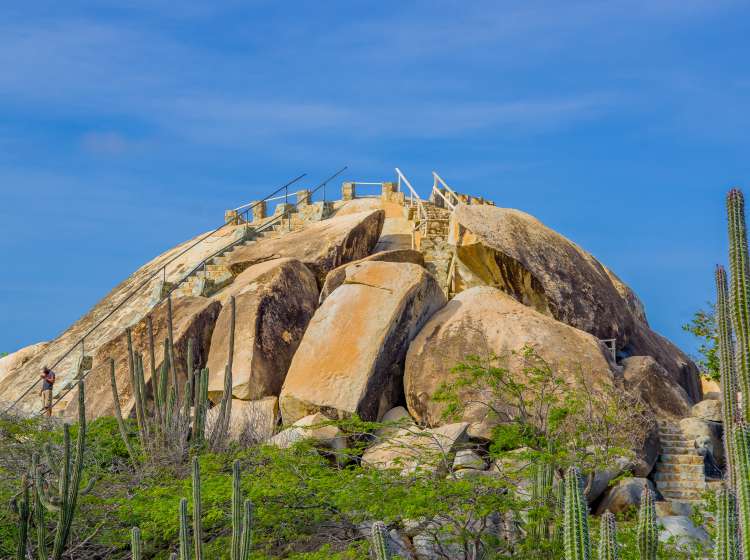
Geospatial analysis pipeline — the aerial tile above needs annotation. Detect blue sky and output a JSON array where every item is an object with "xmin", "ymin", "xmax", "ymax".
[{"xmin": 1, "ymin": 1, "xmax": 748, "ymax": 358}]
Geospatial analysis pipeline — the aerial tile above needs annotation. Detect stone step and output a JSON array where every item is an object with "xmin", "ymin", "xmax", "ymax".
[
  {"xmin": 658, "ymin": 454, "xmax": 704, "ymax": 465},
  {"xmin": 656, "ymin": 480, "xmax": 707, "ymax": 490},
  {"xmin": 662, "ymin": 445, "xmax": 693, "ymax": 454},
  {"xmin": 653, "ymin": 472, "xmax": 706, "ymax": 482}
]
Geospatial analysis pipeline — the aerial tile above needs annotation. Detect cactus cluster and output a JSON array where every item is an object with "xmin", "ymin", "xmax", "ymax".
[
  {"xmin": 563, "ymin": 466, "xmax": 590, "ymax": 560},
  {"xmin": 715, "ymin": 188, "xmax": 750, "ymax": 558},
  {"xmin": 597, "ymin": 512, "xmax": 618, "ymax": 560},
  {"xmin": 133, "ymin": 456, "xmax": 254, "ymax": 560},
  {"xmin": 13, "ymin": 359, "xmax": 92, "ymax": 560},
  {"xmin": 370, "ymin": 521, "xmax": 391, "ymax": 560},
  {"xmin": 109, "ymin": 295, "xmax": 237, "ymax": 463}
]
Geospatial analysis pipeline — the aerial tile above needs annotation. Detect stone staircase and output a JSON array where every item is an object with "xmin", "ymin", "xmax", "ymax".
[
  {"xmin": 652, "ymin": 422, "xmax": 707, "ymax": 513},
  {"xmin": 418, "ymin": 202, "xmax": 453, "ymax": 296}
]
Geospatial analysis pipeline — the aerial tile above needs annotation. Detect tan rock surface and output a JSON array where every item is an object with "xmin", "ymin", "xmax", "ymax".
[
  {"xmin": 0, "ymin": 342, "xmax": 48, "ymax": 390},
  {"xmin": 622, "ymin": 356, "xmax": 692, "ymax": 420},
  {"xmin": 206, "ymin": 258, "xmax": 318, "ymax": 401},
  {"xmin": 404, "ymin": 286, "xmax": 615, "ymax": 428},
  {"xmin": 0, "ymin": 225, "xmax": 246, "ymax": 414},
  {"xmin": 268, "ymin": 412, "xmax": 345, "ymax": 449},
  {"xmin": 279, "ymin": 261, "xmax": 446, "ymax": 423},
  {"xmin": 362, "ymin": 422, "xmax": 469, "ymax": 474},
  {"xmin": 448, "ymin": 204, "xmax": 701, "ymax": 402},
  {"xmin": 225, "ymin": 210, "xmax": 384, "ymax": 286},
  {"xmin": 319, "ymin": 249, "xmax": 425, "ymax": 302},
  {"xmin": 66, "ymin": 296, "xmax": 221, "ymax": 420}
]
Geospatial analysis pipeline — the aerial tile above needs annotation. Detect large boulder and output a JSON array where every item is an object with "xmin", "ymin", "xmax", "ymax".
[
  {"xmin": 594, "ymin": 477, "xmax": 656, "ymax": 515},
  {"xmin": 680, "ymin": 417, "xmax": 724, "ymax": 465},
  {"xmin": 404, "ymin": 286, "xmax": 615, "ymax": 431},
  {"xmin": 622, "ymin": 356, "xmax": 692, "ymax": 420},
  {"xmin": 448, "ymin": 204, "xmax": 701, "ymax": 402},
  {"xmin": 280, "ymin": 261, "xmax": 446, "ymax": 423},
  {"xmin": 268, "ymin": 412, "xmax": 346, "ymax": 450},
  {"xmin": 691, "ymin": 399, "xmax": 722, "ymax": 422},
  {"xmin": 0, "ymin": 342, "xmax": 48, "ymax": 388},
  {"xmin": 67, "ymin": 296, "xmax": 221, "ymax": 420},
  {"xmin": 225, "ymin": 210, "xmax": 385, "ymax": 286},
  {"xmin": 361, "ymin": 422, "xmax": 469, "ymax": 474},
  {"xmin": 658, "ymin": 516, "xmax": 710, "ymax": 549},
  {"xmin": 319, "ymin": 248, "xmax": 425, "ymax": 302},
  {"xmin": 206, "ymin": 258, "xmax": 318, "ymax": 401}
]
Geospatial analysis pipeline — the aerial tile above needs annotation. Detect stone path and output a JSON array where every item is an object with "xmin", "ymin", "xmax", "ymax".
[{"xmin": 652, "ymin": 422, "xmax": 707, "ymax": 514}]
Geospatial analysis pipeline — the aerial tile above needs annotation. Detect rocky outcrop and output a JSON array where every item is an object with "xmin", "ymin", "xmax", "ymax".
[
  {"xmin": 404, "ymin": 286, "xmax": 615, "ymax": 432},
  {"xmin": 0, "ymin": 342, "xmax": 48, "ymax": 388},
  {"xmin": 448, "ymin": 204, "xmax": 701, "ymax": 402},
  {"xmin": 319, "ymin": 248, "xmax": 425, "ymax": 302},
  {"xmin": 680, "ymin": 416, "xmax": 724, "ymax": 465},
  {"xmin": 67, "ymin": 296, "xmax": 221, "ymax": 420},
  {"xmin": 594, "ymin": 477, "xmax": 656, "ymax": 515},
  {"xmin": 225, "ymin": 210, "xmax": 385, "ymax": 286},
  {"xmin": 691, "ymin": 399, "xmax": 722, "ymax": 422},
  {"xmin": 361, "ymin": 422, "xmax": 469, "ymax": 474},
  {"xmin": 622, "ymin": 356, "xmax": 692, "ymax": 420},
  {"xmin": 279, "ymin": 261, "xmax": 446, "ymax": 423},
  {"xmin": 268, "ymin": 412, "xmax": 345, "ymax": 450},
  {"xmin": 206, "ymin": 258, "xmax": 318, "ymax": 401}
]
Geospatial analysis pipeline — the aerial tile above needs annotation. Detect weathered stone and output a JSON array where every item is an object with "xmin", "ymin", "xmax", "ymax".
[
  {"xmin": 631, "ymin": 423, "xmax": 660, "ymax": 477},
  {"xmin": 375, "ymin": 406, "xmax": 416, "ymax": 438},
  {"xmin": 268, "ymin": 412, "xmax": 345, "ymax": 450},
  {"xmin": 0, "ymin": 342, "xmax": 48, "ymax": 388},
  {"xmin": 225, "ymin": 210, "xmax": 385, "ymax": 286},
  {"xmin": 594, "ymin": 477, "xmax": 656, "ymax": 515},
  {"xmin": 658, "ymin": 516, "xmax": 710, "ymax": 549},
  {"xmin": 67, "ymin": 296, "xmax": 221, "ymax": 420},
  {"xmin": 622, "ymin": 356, "xmax": 692, "ymax": 420},
  {"xmin": 280, "ymin": 261, "xmax": 446, "ymax": 423},
  {"xmin": 691, "ymin": 399, "xmax": 722, "ymax": 423},
  {"xmin": 362, "ymin": 422, "xmax": 469, "ymax": 474},
  {"xmin": 453, "ymin": 449, "xmax": 486, "ymax": 471},
  {"xmin": 205, "ymin": 396, "xmax": 279, "ymax": 443},
  {"xmin": 206, "ymin": 258, "xmax": 318, "ymax": 401},
  {"xmin": 404, "ymin": 286, "xmax": 615, "ymax": 430},
  {"xmin": 680, "ymin": 417, "xmax": 724, "ymax": 465},
  {"xmin": 319, "ymin": 248, "xmax": 425, "ymax": 302},
  {"xmin": 586, "ymin": 456, "xmax": 631, "ymax": 505},
  {"xmin": 448, "ymin": 204, "xmax": 701, "ymax": 402}
]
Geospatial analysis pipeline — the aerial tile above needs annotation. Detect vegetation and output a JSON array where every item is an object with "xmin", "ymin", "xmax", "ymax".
[{"xmin": 682, "ymin": 305, "xmax": 720, "ymax": 381}]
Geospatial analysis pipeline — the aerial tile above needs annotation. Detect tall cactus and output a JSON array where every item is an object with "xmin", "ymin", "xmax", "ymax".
[
  {"xmin": 179, "ymin": 497, "xmax": 191, "ymax": 560},
  {"xmin": 563, "ymin": 466, "xmax": 590, "ymax": 560},
  {"xmin": 231, "ymin": 459, "xmax": 253, "ymax": 560},
  {"xmin": 733, "ymin": 423, "xmax": 750, "ymax": 556},
  {"xmin": 716, "ymin": 265, "xmax": 739, "ymax": 487},
  {"xmin": 108, "ymin": 357, "xmax": 138, "ymax": 464},
  {"xmin": 131, "ymin": 527, "xmax": 143, "ymax": 560},
  {"xmin": 727, "ymin": 189, "xmax": 750, "ymax": 421},
  {"xmin": 715, "ymin": 487, "xmax": 740, "ymax": 560},
  {"xmin": 192, "ymin": 457, "xmax": 204, "ymax": 560},
  {"xmin": 530, "ymin": 462, "xmax": 555, "ymax": 542},
  {"xmin": 637, "ymin": 486, "xmax": 657, "ymax": 560},
  {"xmin": 370, "ymin": 521, "xmax": 392, "ymax": 560},
  {"xmin": 597, "ymin": 512, "xmax": 618, "ymax": 560},
  {"xmin": 15, "ymin": 475, "xmax": 30, "ymax": 560},
  {"xmin": 31, "ymin": 453, "xmax": 46, "ymax": 560}
]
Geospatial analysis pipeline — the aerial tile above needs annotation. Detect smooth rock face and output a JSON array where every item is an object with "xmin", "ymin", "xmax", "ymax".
[
  {"xmin": 205, "ymin": 396, "xmax": 279, "ymax": 443},
  {"xmin": 68, "ymin": 296, "xmax": 221, "ymax": 420},
  {"xmin": 361, "ymin": 422, "xmax": 469, "ymax": 474},
  {"xmin": 594, "ymin": 477, "xmax": 656, "ymax": 515},
  {"xmin": 280, "ymin": 261, "xmax": 446, "ymax": 423},
  {"xmin": 225, "ymin": 210, "xmax": 385, "ymax": 286},
  {"xmin": 404, "ymin": 286, "xmax": 615, "ymax": 429},
  {"xmin": 691, "ymin": 399, "xmax": 722, "ymax": 422},
  {"xmin": 319, "ymin": 248, "xmax": 425, "ymax": 302},
  {"xmin": 0, "ymin": 342, "xmax": 48, "ymax": 388},
  {"xmin": 268, "ymin": 412, "xmax": 345, "ymax": 449},
  {"xmin": 453, "ymin": 449, "xmax": 486, "ymax": 471},
  {"xmin": 448, "ymin": 204, "xmax": 701, "ymax": 402},
  {"xmin": 206, "ymin": 259, "xmax": 318, "ymax": 401},
  {"xmin": 658, "ymin": 516, "xmax": 710, "ymax": 548},
  {"xmin": 622, "ymin": 356, "xmax": 692, "ymax": 420}
]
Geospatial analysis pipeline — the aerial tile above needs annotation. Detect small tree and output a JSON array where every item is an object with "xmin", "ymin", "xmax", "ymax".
[{"xmin": 682, "ymin": 305, "xmax": 719, "ymax": 381}]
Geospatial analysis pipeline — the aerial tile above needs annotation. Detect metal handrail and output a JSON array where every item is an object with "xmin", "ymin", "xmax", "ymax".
[
  {"xmin": 431, "ymin": 171, "xmax": 460, "ymax": 209},
  {"xmin": 395, "ymin": 168, "xmax": 428, "ymax": 229},
  {"xmin": 41, "ymin": 166, "xmax": 348, "ymax": 416},
  {"xmin": 3, "ymin": 173, "xmax": 308, "ymax": 415}
]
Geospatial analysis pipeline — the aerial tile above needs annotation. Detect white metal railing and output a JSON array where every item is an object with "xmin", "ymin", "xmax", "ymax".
[
  {"xmin": 395, "ymin": 168, "xmax": 428, "ymax": 227},
  {"xmin": 350, "ymin": 181, "xmax": 384, "ymax": 198},
  {"xmin": 431, "ymin": 171, "xmax": 461, "ymax": 210}
]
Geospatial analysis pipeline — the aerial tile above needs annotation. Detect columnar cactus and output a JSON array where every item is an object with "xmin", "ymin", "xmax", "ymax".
[
  {"xmin": 15, "ymin": 475, "xmax": 30, "ymax": 560},
  {"xmin": 715, "ymin": 487, "xmax": 740, "ymax": 560},
  {"xmin": 727, "ymin": 189, "xmax": 750, "ymax": 421},
  {"xmin": 108, "ymin": 357, "xmax": 138, "ymax": 465},
  {"xmin": 530, "ymin": 462, "xmax": 555, "ymax": 541},
  {"xmin": 192, "ymin": 456, "xmax": 203, "ymax": 560},
  {"xmin": 370, "ymin": 521, "xmax": 391, "ymax": 560},
  {"xmin": 597, "ymin": 512, "xmax": 618, "ymax": 560},
  {"xmin": 31, "ymin": 453, "xmax": 46, "ymax": 560},
  {"xmin": 733, "ymin": 423, "xmax": 750, "ymax": 556},
  {"xmin": 131, "ymin": 527, "xmax": 143, "ymax": 560},
  {"xmin": 716, "ymin": 265, "xmax": 739, "ymax": 487},
  {"xmin": 231, "ymin": 459, "xmax": 253, "ymax": 560},
  {"xmin": 637, "ymin": 486, "xmax": 657, "ymax": 560},
  {"xmin": 179, "ymin": 498, "xmax": 190, "ymax": 560},
  {"xmin": 563, "ymin": 466, "xmax": 590, "ymax": 560}
]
